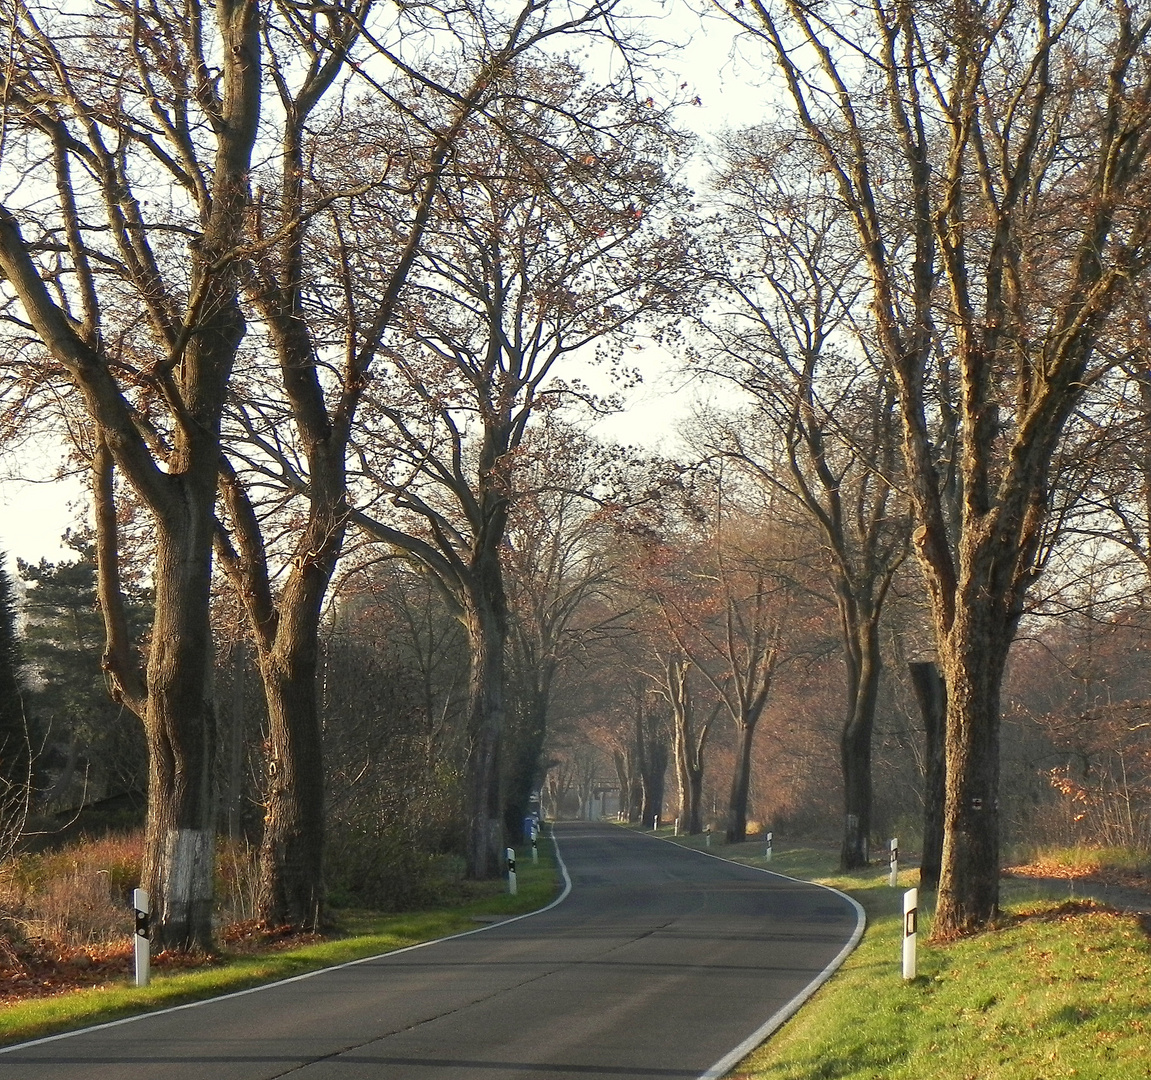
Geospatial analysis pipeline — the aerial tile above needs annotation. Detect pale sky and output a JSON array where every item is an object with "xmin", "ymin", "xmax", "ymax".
[{"xmin": 0, "ymin": 4, "xmax": 772, "ymax": 576}]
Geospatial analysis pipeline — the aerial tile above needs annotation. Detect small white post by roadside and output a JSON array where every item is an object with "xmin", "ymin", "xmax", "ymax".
[
  {"xmin": 531, "ymin": 824, "xmax": 538, "ymax": 864},
  {"xmin": 889, "ymin": 837, "xmax": 899, "ymax": 887},
  {"xmin": 653, "ymin": 814, "xmax": 660, "ymax": 831},
  {"xmin": 506, "ymin": 847, "xmax": 517, "ymax": 896},
  {"xmin": 132, "ymin": 887, "xmax": 150, "ymax": 988},
  {"xmin": 902, "ymin": 887, "xmax": 918, "ymax": 980},
  {"xmin": 705, "ymin": 825, "xmax": 712, "ymax": 848},
  {"xmin": 765, "ymin": 831, "xmax": 773, "ymax": 862}
]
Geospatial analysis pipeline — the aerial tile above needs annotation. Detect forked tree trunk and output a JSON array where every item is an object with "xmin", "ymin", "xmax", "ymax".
[{"xmin": 909, "ymin": 661, "xmax": 946, "ymax": 890}]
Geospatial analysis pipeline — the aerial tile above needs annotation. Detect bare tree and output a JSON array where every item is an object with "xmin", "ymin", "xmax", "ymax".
[
  {"xmin": 725, "ymin": 0, "xmax": 1151, "ymax": 935},
  {"xmin": 641, "ymin": 491, "xmax": 794, "ymax": 843},
  {"xmin": 701, "ymin": 128, "xmax": 909, "ymax": 868},
  {"xmin": 662, "ymin": 656, "xmax": 717, "ymax": 835},
  {"xmin": 503, "ymin": 422, "xmax": 636, "ymax": 838},
  {"xmin": 344, "ymin": 66, "xmax": 691, "ymax": 876},
  {"xmin": 0, "ymin": 0, "xmax": 299, "ymax": 948},
  {"xmin": 213, "ymin": 0, "xmax": 622, "ymax": 929}
]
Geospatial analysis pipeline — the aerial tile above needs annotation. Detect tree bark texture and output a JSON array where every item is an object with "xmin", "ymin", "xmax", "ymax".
[
  {"xmin": 140, "ymin": 506, "xmax": 221, "ymax": 952},
  {"xmin": 932, "ymin": 599, "xmax": 1010, "ymax": 933},
  {"xmin": 463, "ymin": 580, "xmax": 507, "ymax": 879},
  {"xmin": 256, "ymin": 647, "xmax": 326, "ymax": 930},
  {"xmin": 839, "ymin": 617, "xmax": 881, "ymax": 869},
  {"xmin": 726, "ymin": 722, "xmax": 757, "ymax": 842},
  {"xmin": 669, "ymin": 659, "xmax": 709, "ymax": 835},
  {"xmin": 217, "ymin": 449, "xmax": 348, "ymax": 928},
  {"xmin": 909, "ymin": 661, "xmax": 946, "ymax": 890}
]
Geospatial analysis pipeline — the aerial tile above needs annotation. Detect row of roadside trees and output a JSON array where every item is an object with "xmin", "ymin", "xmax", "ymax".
[{"xmin": 3, "ymin": 0, "xmax": 1151, "ymax": 949}]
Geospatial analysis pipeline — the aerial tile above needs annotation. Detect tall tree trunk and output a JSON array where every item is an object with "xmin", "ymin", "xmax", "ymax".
[
  {"xmin": 909, "ymin": 661, "xmax": 946, "ymax": 890},
  {"xmin": 225, "ymin": 648, "xmax": 249, "ymax": 843},
  {"xmin": 673, "ymin": 717, "xmax": 692, "ymax": 834},
  {"xmin": 669, "ymin": 659, "xmax": 710, "ymax": 835},
  {"xmin": 140, "ymin": 511, "xmax": 219, "ymax": 952},
  {"xmin": 726, "ymin": 721, "xmax": 756, "ymax": 842},
  {"xmin": 933, "ymin": 600, "xmax": 1009, "ymax": 933},
  {"xmin": 687, "ymin": 767, "xmax": 704, "ymax": 834},
  {"xmin": 612, "ymin": 748, "xmax": 630, "ymax": 821},
  {"xmin": 463, "ymin": 586, "xmax": 506, "ymax": 879},
  {"xmin": 840, "ymin": 619, "xmax": 881, "ymax": 869},
  {"xmin": 672, "ymin": 661, "xmax": 692, "ymax": 833},
  {"xmin": 217, "ymin": 455, "xmax": 346, "ymax": 929},
  {"xmin": 256, "ymin": 643, "xmax": 325, "ymax": 929},
  {"xmin": 641, "ymin": 738, "xmax": 669, "ymax": 827}
]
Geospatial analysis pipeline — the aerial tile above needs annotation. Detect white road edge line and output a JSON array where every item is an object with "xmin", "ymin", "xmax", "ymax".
[
  {"xmin": 0, "ymin": 831, "xmax": 574, "ymax": 1056},
  {"xmin": 641, "ymin": 830, "xmax": 867, "ymax": 1080}
]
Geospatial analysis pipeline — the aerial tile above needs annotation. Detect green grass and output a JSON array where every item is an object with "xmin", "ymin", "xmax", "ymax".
[
  {"xmin": 1010, "ymin": 842, "xmax": 1151, "ymax": 876},
  {"xmin": 0, "ymin": 839, "xmax": 561, "ymax": 1049},
  {"xmin": 647, "ymin": 829, "xmax": 1151, "ymax": 1080}
]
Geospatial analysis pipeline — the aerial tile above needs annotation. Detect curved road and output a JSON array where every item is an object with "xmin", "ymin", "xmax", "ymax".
[{"xmin": 2, "ymin": 823, "xmax": 863, "ymax": 1080}]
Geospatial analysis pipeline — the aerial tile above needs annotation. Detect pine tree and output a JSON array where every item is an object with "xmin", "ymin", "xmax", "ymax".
[
  {"xmin": 0, "ymin": 555, "xmax": 29, "ymax": 840},
  {"xmin": 19, "ymin": 536, "xmax": 150, "ymax": 810}
]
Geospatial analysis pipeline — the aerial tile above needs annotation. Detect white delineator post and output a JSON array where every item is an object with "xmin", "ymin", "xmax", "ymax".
[
  {"xmin": 889, "ymin": 837, "xmax": 899, "ymax": 887},
  {"xmin": 765, "ymin": 831, "xmax": 773, "ymax": 862},
  {"xmin": 506, "ymin": 847, "xmax": 517, "ymax": 896},
  {"xmin": 531, "ymin": 824, "xmax": 538, "ymax": 864},
  {"xmin": 903, "ymin": 887, "xmax": 918, "ymax": 980},
  {"xmin": 132, "ymin": 887, "xmax": 150, "ymax": 988},
  {"xmin": 705, "ymin": 825, "xmax": 712, "ymax": 848}
]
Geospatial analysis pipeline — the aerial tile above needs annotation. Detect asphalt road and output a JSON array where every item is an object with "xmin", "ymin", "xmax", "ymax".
[{"xmin": 1, "ymin": 822, "xmax": 864, "ymax": 1080}]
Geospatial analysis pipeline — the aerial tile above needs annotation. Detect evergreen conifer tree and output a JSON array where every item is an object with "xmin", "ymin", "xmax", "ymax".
[{"xmin": 0, "ymin": 555, "xmax": 29, "ymax": 838}]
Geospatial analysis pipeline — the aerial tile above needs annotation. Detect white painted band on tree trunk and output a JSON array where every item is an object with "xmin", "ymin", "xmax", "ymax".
[{"xmin": 161, "ymin": 828, "xmax": 214, "ymax": 917}]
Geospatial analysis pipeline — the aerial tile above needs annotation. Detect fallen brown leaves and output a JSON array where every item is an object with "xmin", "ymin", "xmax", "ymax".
[
  {"xmin": 0, "ymin": 923, "xmax": 326, "ymax": 1007},
  {"xmin": 1003, "ymin": 861, "xmax": 1150, "ymax": 890}
]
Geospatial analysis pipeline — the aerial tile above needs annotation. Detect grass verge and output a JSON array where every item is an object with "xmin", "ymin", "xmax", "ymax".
[
  {"xmin": 0, "ymin": 838, "xmax": 560, "ymax": 1050},
  {"xmin": 648, "ymin": 829, "xmax": 1151, "ymax": 1080}
]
